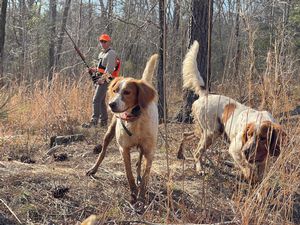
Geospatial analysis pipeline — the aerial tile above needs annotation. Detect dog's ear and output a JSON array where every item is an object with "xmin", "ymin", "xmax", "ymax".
[
  {"xmin": 137, "ymin": 81, "xmax": 156, "ymax": 108},
  {"xmin": 108, "ymin": 77, "xmax": 122, "ymax": 97},
  {"xmin": 269, "ymin": 123, "xmax": 286, "ymax": 157}
]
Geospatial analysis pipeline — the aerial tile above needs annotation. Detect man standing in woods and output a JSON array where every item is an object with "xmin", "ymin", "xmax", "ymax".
[{"xmin": 82, "ymin": 34, "xmax": 119, "ymax": 128}]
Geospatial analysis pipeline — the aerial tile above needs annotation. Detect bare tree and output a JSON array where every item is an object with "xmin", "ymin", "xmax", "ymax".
[
  {"xmin": 1, "ymin": 0, "xmax": 299, "ymax": 89},
  {"xmin": 56, "ymin": 0, "xmax": 72, "ymax": 65},
  {"xmin": 233, "ymin": 0, "xmax": 241, "ymax": 80},
  {"xmin": 106, "ymin": 0, "xmax": 113, "ymax": 34},
  {"xmin": 157, "ymin": 0, "xmax": 166, "ymax": 121},
  {"xmin": 20, "ymin": 0, "xmax": 27, "ymax": 77},
  {"xmin": 176, "ymin": 0, "xmax": 213, "ymax": 123},
  {"xmin": 173, "ymin": 0, "xmax": 180, "ymax": 31},
  {"xmin": 233, "ymin": 0, "xmax": 242, "ymax": 99},
  {"xmin": 0, "ymin": 0, "xmax": 8, "ymax": 77},
  {"xmin": 48, "ymin": 0, "xmax": 57, "ymax": 82}
]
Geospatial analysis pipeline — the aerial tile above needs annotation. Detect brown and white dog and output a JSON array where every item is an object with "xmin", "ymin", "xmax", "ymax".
[
  {"xmin": 177, "ymin": 41, "xmax": 285, "ymax": 183},
  {"xmin": 86, "ymin": 54, "xmax": 159, "ymax": 202}
]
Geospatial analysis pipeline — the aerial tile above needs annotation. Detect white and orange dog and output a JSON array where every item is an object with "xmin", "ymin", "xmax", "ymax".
[
  {"xmin": 87, "ymin": 54, "xmax": 158, "ymax": 202},
  {"xmin": 177, "ymin": 41, "xmax": 285, "ymax": 183}
]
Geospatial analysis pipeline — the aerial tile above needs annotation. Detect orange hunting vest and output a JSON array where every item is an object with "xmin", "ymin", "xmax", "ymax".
[{"xmin": 97, "ymin": 50, "xmax": 121, "ymax": 78}]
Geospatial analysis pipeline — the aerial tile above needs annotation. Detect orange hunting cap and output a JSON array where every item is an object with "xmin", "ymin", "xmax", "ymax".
[{"xmin": 98, "ymin": 34, "xmax": 111, "ymax": 42}]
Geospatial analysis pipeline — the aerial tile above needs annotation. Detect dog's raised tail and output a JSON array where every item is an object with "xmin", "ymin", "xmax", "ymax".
[
  {"xmin": 182, "ymin": 40, "xmax": 206, "ymax": 96},
  {"xmin": 142, "ymin": 54, "xmax": 159, "ymax": 84}
]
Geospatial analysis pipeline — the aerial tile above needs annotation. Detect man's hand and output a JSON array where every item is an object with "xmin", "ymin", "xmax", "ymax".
[
  {"xmin": 88, "ymin": 67, "xmax": 100, "ymax": 84},
  {"xmin": 102, "ymin": 73, "xmax": 112, "ymax": 83},
  {"xmin": 97, "ymin": 77, "xmax": 105, "ymax": 85},
  {"xmin": 88, "ymin": 67, "xmax": 96, "ymax": 75},
  {"xmin": 97, "ymin": 73, "xmax": 112, "ymax": 85},
  {"xmin": 92, "ymin": 74, "xmax": 100, "ymax": 84}
]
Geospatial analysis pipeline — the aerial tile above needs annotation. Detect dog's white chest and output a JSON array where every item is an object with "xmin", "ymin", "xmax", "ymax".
[{"xmin": 115, "ymin": 103, "xmax": 158, "ymax": 149}]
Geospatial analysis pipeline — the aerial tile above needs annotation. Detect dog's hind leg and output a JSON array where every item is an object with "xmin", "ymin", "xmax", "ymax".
[
  {"xmin": 177, "ymin": 131, "xmax": 197, "ymax": 160},
  {"xmin": 194, "ymin": 132, "xmax": 218, "ymax": 174},
  {"xmin": 86, "ymin": 117, "xmax": 116, "ymax": 176}
]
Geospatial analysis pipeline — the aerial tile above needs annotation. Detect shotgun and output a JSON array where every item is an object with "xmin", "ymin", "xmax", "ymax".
[{"xmin": 64, "ymin": 28, "xmax": 99, "ymax": 83}]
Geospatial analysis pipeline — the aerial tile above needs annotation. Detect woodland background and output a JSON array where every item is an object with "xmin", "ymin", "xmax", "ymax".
[
  {"xmin": 0, "ymin": 0, "xmax": 299, "ymax": 88},
  {"xmin": 0, "ymin": 0, "xmax": 299, "ymax": 225}
]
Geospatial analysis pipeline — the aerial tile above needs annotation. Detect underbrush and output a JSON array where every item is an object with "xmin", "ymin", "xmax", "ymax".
[
  {"xmin": 1, "ymin": 74, "xmax": 93, "ymax": 138},
  {"xmin": 0, "ymin": 72, "xmax": 299, "ymax": 224}
]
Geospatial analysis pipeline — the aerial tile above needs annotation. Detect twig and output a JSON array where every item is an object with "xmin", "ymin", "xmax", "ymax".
[
  {"xmin": 119, "ymin": 220, "xmax": 239, "ymax": 225},
  {"xmin": 0, "ymin": 198, "xmax": 22, "ymax": 224},
  {"xmin": 142, "ymin": 191, "xmax": 162, "ymax": 216}
]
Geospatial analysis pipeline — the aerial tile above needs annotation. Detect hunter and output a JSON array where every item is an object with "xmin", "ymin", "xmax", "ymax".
[{"xmin": 82, "ymin": 34, "xmax": 120, "ymax": 128}]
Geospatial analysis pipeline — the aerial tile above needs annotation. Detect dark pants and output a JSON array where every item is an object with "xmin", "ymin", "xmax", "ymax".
[{"xmin": 91, "ymin": 82, "xmax": 108, "ymax": 124}]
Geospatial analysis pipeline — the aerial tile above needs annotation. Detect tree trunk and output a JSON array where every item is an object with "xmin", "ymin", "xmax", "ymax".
[
  {"xmin": 175, "ymin": 0, "xmax": 213, "ymax": 123},
  {"xmin": 157, "ymin": 0, "xmax": 166, "ymax": 122},
  {"xmin": 48, "ymin": 0, "xmax": 57, "ymax": 82},
  {"xmin": 171, "ymin": 0, "xmax": 181, "ymax": 87},
  {"xmin": 190, "ymin": 0, "xmax": 212, "ymax": 85},
  {"xmin": 56, "ymin": 0, "xmax": 72, "ymax": 65},
  {"xmin": 99, "ymin": 0, "xmax": 107, "ymax": 19},
  {"xmin": 20, "ymin": 0, "xmax": 27, "ymax": 78},
  {"xmin": 87, "ymin": 0, "xmax": 92, "ymax": 45},
  {"xmin": 0, "ymin": 0, "xmax": 8, "ymax": 78},
  {"xmin": 106, "ymin": 0, "xmax": 113, "ymax": 34},
  {"xmin": 234, "ymin": 0, "xmax": 242, "ymax": 98},
  {"xmin": 173, "ymin": 0, "xmax": 180, "ymax": 31},
  {"xmin": 217, "ymin": 0, "xmax": 225, "ymax": 69},
  {"xmin": 77, "ymin": 0, "xmax": 83, "ymax": 47}
]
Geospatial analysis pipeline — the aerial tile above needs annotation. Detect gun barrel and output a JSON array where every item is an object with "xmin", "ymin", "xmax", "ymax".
[{"xmin": 64, "ymin": 28, "xmax": 90, "ymax": 68}]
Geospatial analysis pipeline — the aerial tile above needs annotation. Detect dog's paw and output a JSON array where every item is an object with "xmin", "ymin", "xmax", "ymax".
[
  {"xmin": 86, "ymin": 167, "xmax": 98, "ymax": 176},
  {"xmin": 241, "ymin": 167, "xmax": 252, "ymax": 180},
  {"xmin": 177, "ymin": 152, "xmax": 186, "ymax": 160},
  {"xmin": 241, "ymin": 167, "xmax": 260, "ymax": 184},
  {"xmin": 130, "ymin": 191, "xmax": 138, "ymax": 204},
  {"xmin": 133, "ymin": 200, "xmax": 145, "ymax": 214},
  {"xmin": 195, "ymin": 161, "xmax": 202, "ymax": 172}
]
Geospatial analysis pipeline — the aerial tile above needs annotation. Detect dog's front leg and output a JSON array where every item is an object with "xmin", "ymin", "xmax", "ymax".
[
  {"xmin": 138, "ymin": 151, "xmax": 154, "ymax": 202},
  {"xmin": 136, "ymin": 150, "xmax": 143, "ymax": 185},
  {"xmin": 86, "ymin": 117, "xmax": 116, "ymax": 176},
  {"xmin": 228, "ymin": 138, "xmax": 258, "ymax": 183},
  {"xmin": 121, "ymin": 148, "xmax": 138, "ymax": 203}
]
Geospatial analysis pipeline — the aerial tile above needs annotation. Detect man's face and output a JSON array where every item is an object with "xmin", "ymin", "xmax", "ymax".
[{"xmin": 100, "ymin": 40, "xmax": 110, "ymax": 49}]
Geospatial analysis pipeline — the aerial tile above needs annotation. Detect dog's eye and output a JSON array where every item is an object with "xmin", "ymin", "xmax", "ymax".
[
  {"xmin": 123, "ymin": 90, "xmax": 130, "ymax": 95},
  {"xmin": 113, "ymin": 88, "xmax": 117, "ymax": 93}
]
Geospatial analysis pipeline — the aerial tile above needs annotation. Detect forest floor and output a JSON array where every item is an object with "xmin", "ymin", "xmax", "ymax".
[{"xmin": 0, "ymin": 119, "xmax": 300, "ymax": 225}]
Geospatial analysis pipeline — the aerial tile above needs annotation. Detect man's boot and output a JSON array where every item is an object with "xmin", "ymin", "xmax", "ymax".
[
  {"xmin": 82, "ymin": 119, "xmax": 98, "ymax": 128},
  {"xmin": 99, "ymin": 120, "xmax": 107, "ymax": 127}
]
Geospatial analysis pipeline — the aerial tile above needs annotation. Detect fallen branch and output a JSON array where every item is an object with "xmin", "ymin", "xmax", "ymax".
[
  {"xmin": 119, "ymin": 220, "xmax": 239, "ymax": 225},
  {"xmin": 0, "ymin": 198, "xmax": 22, "ymax": 224}
]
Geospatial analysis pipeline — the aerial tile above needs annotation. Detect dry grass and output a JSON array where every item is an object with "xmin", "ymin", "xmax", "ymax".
[
  {"xmin": 0, "ymin": 70, "xmax": 299, "ymax": 225},
  {"xmin": 1, "ymin": 74, "xmax": 94, "ymax": 137}
]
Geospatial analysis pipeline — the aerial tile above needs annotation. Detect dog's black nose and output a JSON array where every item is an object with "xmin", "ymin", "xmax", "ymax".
[{"xmin": 109, "ymin": 102, "xmax": 117, "ymax": 110}]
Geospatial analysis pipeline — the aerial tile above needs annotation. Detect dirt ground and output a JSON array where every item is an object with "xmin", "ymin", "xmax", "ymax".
[{"xmin": 0, "ymin": 122, "xmax": 299, "ymax": 225}]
